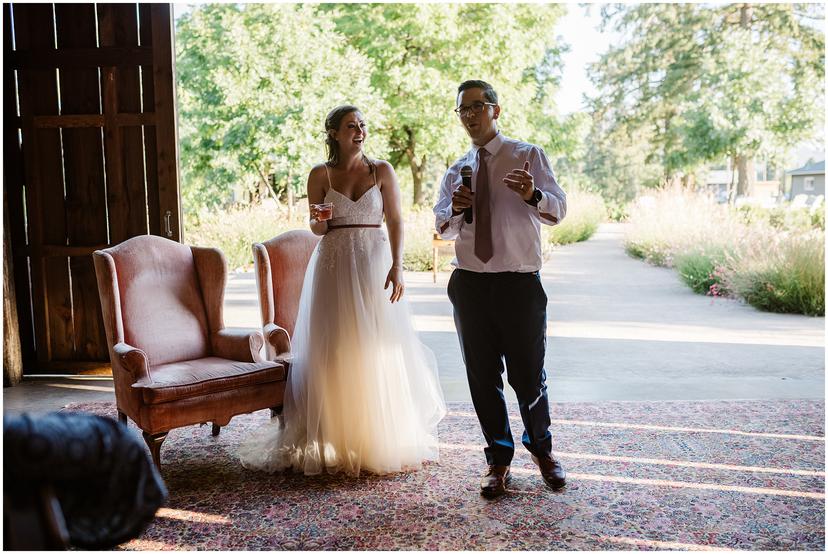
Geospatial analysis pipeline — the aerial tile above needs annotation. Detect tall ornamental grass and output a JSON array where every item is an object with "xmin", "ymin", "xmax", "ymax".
[
  {"xmin": 625, "ymin": 188, "xmax": 824, "ymax": 316},
  {"xmin": 624, "ymin": 189, "xmax": 747, "ymax": 266},
  {"xmin": 187, "ymin": 187, "xmax": 607, "ymax": 274},
  {"xmin": 186, "ymin": 202, "xmax": 454, "ymax": 272},
  {"xmin": 719, "ymin": 231, "xmax": 825, "ymax": 316},
  {"xmin": 185, "ymin": 202, "xmax": 307, "ymax": 270},
  {"xmin": 544, "ymin": 188, "xmax": 606, "ymax": 249},
  {"xmin": 401, "ymin": 207, "xmax": 454, "ymax": 272}
]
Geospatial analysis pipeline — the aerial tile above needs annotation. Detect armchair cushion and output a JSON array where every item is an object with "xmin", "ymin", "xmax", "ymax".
[{"xmin": 134, "ymin": 357, "xmax": 284, "ymax": 405}]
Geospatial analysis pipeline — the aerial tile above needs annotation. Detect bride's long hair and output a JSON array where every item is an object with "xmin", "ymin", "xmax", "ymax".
[{"xmin": 325, "ymin": 105, "xmax": 375, "ymax": 174}]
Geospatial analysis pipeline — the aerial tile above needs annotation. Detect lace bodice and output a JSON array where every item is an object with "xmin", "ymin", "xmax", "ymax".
[
  {"xmin": 324, "ymin": 185, "xmax": 383, "ymax": 226},
  {"xmin": 317, "ymin": 184, "xmax": 386, "ymax": 270}
]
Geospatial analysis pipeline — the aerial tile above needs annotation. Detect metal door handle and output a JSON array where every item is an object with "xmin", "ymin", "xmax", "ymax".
[{"xmin": 164, "ymin": 210, "xmax": 173, "ymax": 237}]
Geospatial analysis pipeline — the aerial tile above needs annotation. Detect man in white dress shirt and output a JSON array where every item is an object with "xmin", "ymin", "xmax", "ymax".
[{"xmin": 434, "ymin": 80, "xmax": 567, "ymax": 498}]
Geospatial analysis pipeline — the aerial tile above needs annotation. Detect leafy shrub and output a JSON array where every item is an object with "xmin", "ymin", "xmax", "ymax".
[
  {"xmin": 605, "ymin": 200, "xmax": 630, "ymax": 222},
  {"xmin": 674, "ymin": 248, "xmax": 729, "ymax": 295},
  {"xmin": 736, "ymin": 204, "xmax": 824, "ymax": 232}
]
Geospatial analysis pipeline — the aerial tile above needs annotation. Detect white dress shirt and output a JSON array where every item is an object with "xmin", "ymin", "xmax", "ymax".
[{"xmin": 433, "ymin": 132, "xmax": 567, "ymax": 273}]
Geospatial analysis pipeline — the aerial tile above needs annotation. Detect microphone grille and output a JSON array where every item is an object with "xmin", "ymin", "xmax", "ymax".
[{"xmin": 460, "ymin": 165, "xmax": 473, "ymax": 177}]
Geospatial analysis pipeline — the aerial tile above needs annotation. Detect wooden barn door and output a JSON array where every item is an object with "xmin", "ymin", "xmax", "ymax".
[{"xmin": 4, "ymin": 3, "xmax": 181, "ymax": 374}]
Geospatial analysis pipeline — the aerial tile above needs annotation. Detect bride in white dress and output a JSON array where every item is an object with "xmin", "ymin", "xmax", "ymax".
[{"xmin": 239, "ymin": 105, "xmax": 447, "ymax": 476}]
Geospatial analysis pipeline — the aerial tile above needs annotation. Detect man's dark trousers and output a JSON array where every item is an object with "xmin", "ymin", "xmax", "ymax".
[{"xmin": 447, "ymin": 268, "xmax": 552, "ymax": 466}]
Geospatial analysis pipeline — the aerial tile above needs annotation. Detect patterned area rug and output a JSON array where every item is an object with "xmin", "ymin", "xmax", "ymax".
[{"xmin": 62, "ymin": 400, "xmax": 825, "ymax": 551}]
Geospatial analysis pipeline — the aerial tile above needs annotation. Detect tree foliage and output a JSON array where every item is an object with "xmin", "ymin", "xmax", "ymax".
[
  {"xmin": 175, "ymin": 3, "xmax": 823, "ymax": 213},
  {"xmin": 177, "ymin": 3, "xmax": 574, "ymax": 210},
  {"xmin": 176, "ymin": 4, "xmax": 383, "ymax": 215},
  {"xmin": 324, "ymin": 3, "xmax": 573, "ymax": 204},
  {"xmin": 584, "ymin": 3, "xmax": 825, "ymax": 201}
]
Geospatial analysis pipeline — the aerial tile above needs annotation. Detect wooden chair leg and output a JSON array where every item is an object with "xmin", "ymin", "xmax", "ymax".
[
  {"xmin": 212, "ymin": 423, "xmax": 221, "ymax": 436},
  {"xmin": 142, "ymin": 431, "xmax": 168, "ymax": 469},
  {"xmin": 117, "ymin": 410, "xmax": 127, "ymax": 425}
]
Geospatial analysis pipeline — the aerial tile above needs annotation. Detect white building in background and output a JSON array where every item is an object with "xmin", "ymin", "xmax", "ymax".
[
  {"xmin": 701, "ymin": 158, "xmax": 781, "ymax": 205},
  {"xmin": 701, "ymin": 142, "xmax": 826, "ymax": 205}
]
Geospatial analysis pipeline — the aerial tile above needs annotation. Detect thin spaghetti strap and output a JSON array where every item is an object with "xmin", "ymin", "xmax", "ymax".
[
  {"xmin": 324, "ymin": 164, "xmax": 333, "ymax": 192},
  {"xmin": 372, "ymin": 160, "xmax": 378, "ymax": 187}
]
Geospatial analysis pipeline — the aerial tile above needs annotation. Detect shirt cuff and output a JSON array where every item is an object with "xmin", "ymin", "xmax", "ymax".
[
  {"xmin": 536, "ymin": 193, "xmax": 561, "ymax": 224},
  {"xmin": 437, "ymin": 208, "xmax": 464, "ymax": 236}
]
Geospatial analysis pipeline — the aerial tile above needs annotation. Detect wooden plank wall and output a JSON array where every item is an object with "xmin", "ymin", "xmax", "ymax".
[
  {"xmin": 5, "ymin": 3, "xmax": 181, "ymax": 374},
  {"xmin": 3, "ymin": 4, "xmax": 34, "ymax": 374}
]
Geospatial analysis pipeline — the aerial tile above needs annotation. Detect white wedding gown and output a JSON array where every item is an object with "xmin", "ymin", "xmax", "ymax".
[{"xmin": 238, "ymin": 182, "xmax": 447, "ymax": 476}]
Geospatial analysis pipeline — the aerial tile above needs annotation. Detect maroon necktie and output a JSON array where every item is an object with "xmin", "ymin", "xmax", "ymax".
[{"xmin": 475, "ymin": 148, "xmax": 493, "ymax": 263}]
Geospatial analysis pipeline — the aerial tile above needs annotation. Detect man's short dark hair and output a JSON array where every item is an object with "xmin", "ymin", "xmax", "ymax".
[{"xmin": 457, "ymin": 80, "xmax": 498, "ymax": 104}]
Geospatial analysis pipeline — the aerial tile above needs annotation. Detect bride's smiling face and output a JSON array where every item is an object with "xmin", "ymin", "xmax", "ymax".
[{"xmin": 332, "ymin": 111, "xmax": 367, "ymax": 152}]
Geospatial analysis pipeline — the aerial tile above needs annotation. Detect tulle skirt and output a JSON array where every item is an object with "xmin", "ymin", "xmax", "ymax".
[{"xmin": 238, "ymin": 228, "xmax": 447, "ymax": 476}]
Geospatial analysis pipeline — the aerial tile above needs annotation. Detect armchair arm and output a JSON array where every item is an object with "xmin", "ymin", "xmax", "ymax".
[
  {"xmin": 263, "ymin": 323, "xmax": 292, "ymax": 363},
  {"xmin": 212, "ymin": 328, "xmax": 264, "ymax": 362},
  {"xmin": 112, "ymin": 342, "xmax": 152, "ymax": 383}
]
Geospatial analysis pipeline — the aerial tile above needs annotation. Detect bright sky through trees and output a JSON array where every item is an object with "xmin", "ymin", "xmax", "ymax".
[{"xmin": 555, "ymin": 3, "xmax": 615, "ymax": 115}]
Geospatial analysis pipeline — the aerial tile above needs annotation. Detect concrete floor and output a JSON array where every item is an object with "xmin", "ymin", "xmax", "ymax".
[{"xmin": 4, "ymin": 223, "xmax": 824, "ymax": 415}]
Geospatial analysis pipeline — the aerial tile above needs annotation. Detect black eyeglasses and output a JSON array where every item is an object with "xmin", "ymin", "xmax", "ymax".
[{"xmin": 454, "ymin": 101, "xmax": 496, "ymax": 118}]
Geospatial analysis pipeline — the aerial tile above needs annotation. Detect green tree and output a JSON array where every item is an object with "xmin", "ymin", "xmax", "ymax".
[
  {"xmin": 681, "ymin": 3, "xmax": 824, "ymax": 199},
  {"xmin": 325, "ymin": 3, "xmax": 572, "ymax": 205},
  {"xmin": 580, "ymin": 106, "xmax": 663, "ymax": 204},
  {"xmin": 587, "ymin": 3, "xmax": 824, "ymax": 201},
  {"xmin": 176, "ymin": 4, "xmax": 384, "ymax": 216}
]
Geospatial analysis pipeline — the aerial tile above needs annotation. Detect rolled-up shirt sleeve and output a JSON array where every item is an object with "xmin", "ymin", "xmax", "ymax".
[
  {"xmin": 531, "ymin": 147, "xmax": 567, "ymax": 226},
  {"xmin": 434, "ymin": 165, "xmax": 464, "ymax": 239}
]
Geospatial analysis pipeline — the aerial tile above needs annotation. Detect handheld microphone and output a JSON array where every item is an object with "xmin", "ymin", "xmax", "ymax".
[{"xmin": 460, "ymin": 165, "xmax": 473, "ymax": 224}]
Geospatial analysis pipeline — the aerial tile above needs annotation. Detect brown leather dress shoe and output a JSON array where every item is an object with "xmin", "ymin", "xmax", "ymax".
[
  {"xmin": 532, "ymin": 454, "xmax": 566, "ymax": 490},
  {"xmin": 480, "ymin": 465, "xmax": 511, "ymax": 498}
]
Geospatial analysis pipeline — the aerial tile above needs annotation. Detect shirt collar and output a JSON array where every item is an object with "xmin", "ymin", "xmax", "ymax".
[{"xmin": 474, "ymin": 131, "xmax": 505, "ymax": 158}]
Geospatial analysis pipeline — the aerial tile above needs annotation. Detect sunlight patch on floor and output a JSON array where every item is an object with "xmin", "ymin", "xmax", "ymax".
[
  {"xmin": 501, "ymin": 467, "xmax": 825, "ymax": 499},
  {"xmin": 446, "ymin": 411, "xmax": 825, "ymax": 442},
  {"xmin": 126, "ymin": 539, "xmax": 175, "ymax": 549},
  {"xmin": 600, "ymin": 535, "xmax": 733, "ymax": 551},
  {"xmin": 46, "ymin": 383, "xmax": 114, "ymax": 393},
  {"xmin": 438, "ymin": 443, "xmax": 824, "ymax": 477},
  {"xmin": 156, "ymin": 508, "xmax": 231, "ymax": 524},
  {"xmin": 411, "ymin": 315, "xmax": 823, "ymax": 347}
]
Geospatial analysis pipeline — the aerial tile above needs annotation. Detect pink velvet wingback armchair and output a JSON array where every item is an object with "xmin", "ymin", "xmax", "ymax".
[
  {"xmin": 252, "ymin": 230, "xmax": 321, "ymax": 363},
  {"xmin": 93, "ymin": 235, "xmax": 287, "ymax": 467}
]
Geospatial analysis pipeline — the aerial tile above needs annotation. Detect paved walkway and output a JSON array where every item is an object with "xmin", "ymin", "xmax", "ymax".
[{"xmin": 223, "ymin": 222, "xmax": 825, "ymax": 403}]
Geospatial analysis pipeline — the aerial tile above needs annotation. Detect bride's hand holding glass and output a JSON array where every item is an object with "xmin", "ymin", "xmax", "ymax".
[
  {"xmin": 384, "ymin": 265, "xmax": 405, "ymax": 303},
  {"xmin": 310, "ymin": 202, "xmax": 333, "ymax": 222}
]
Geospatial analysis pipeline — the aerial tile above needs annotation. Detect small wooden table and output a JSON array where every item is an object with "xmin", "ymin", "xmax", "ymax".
[{"xmin": 431, "ymin": 232, "xmax": 455, "ymax": 283}]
